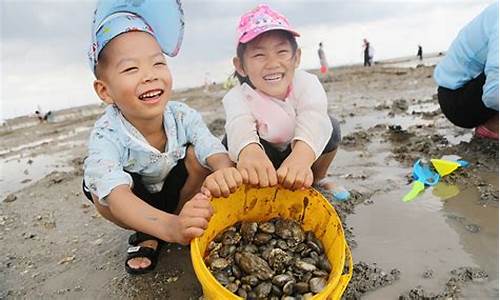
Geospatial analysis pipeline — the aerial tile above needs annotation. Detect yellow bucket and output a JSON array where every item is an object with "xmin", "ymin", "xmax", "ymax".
[{"xmin": 191, "ymin": 185, "xmax": 353, "ymax": 299}]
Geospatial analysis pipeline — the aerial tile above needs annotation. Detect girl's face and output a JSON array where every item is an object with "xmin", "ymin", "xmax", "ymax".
[
  {"xmin": 94, "ymin": 31, "xmax": 173, "ymax": 127},
  {"xmin": 234, "ymin": 31, "xmax": 301, "ymax": 100}
]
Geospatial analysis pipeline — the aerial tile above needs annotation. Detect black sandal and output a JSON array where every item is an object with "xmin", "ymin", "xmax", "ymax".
[{"xmin": 125, "ymin": 232, "xmax": 162, "ymax": 275}]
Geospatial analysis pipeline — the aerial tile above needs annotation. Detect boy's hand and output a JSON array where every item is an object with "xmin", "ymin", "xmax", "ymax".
[
  {"xmin": 237, "ymin": 143, "xmax": 278, "ymax": 188},
  {"xmin": 277, "ymin": 158, "xmax": 314, "ymax": 190},
  {"xmin": 172, "ymin": 193, "xmax": 213, "ymax": 245},
  {"xmin": 203, "ymin": 167, "xmax": 243, "ymax": 198}
]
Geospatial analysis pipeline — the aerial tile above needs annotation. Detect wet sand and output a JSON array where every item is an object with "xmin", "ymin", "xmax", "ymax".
[{"xmin": 1, "ymin": 57, "xmax": 498, "ymax": 299}]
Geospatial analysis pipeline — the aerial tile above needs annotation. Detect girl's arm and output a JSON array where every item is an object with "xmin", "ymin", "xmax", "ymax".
[
  {"xmin": 277, "ymin": 71, "xmax": 333, "ymax": 190},
  {"xmin": 223, "ymin": 88, "xmax": 277, "ymax": 188}
]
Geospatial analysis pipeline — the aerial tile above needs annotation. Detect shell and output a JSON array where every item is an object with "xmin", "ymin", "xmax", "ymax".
[
  {"xmin": 235, "ymin": 252, "xmax": 274, "ymax": 280},
  {"xmin": 254, "ymin": 233, "xmax": 273, "ymax": 245},
  {"xmin": 267, "ymin": 248, "xmax": 293, "ymax": 273},
  {"xmin": 241, "ymin": 275, "xmax": 260, "ymax": 287},
  {"xmin": 294, "ymin": 260, "xmax": 317, "ymax": 273},
  {"xmin": 317, "ymin": 255, "xmax": 332, "ymax": 273},
  {"xmin": 258, "ymin": 221, "xmax": 276, "ymax": 234},
  {"xmin": 309, "ymin": 277, "xmax": 327, "ymax": 293},
  {"xmin": 283, "ymin": 280, "xmax": 295, "ymax": 295},
  {"xmin": 294, "ymin": 281, "xmax": 310, "ymax": 294},
  {"xmin": 210, "ymin": 257, "xmax": 231, "ymax": 271},
  {"xmin": 255, "ymin": 281, "xmax": 272, "ymax": 298},
  {"xmin": 240, "ymin": 221, "xmax": 258, "ymax": 242},
  {"xmin": 205, "ymin": 218, "xmax": 332, "ymax": 298},
  {"xmin": 272, "ymin": 274, "xmax": 294, "ymax": 287}
]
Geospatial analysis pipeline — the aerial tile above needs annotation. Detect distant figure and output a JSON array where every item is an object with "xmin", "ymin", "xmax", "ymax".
[
  {"xmin": 204, "ymin": 72, "xmax": 212, "ymax": 92},
  {"xmin": 434, "ymin": 2, "xmax": 498, "ymax": 140},
  {"xmin": 317, "ymin": 42, "xmax": 328, "ymax": 74},
  {"xmin": 35, "ymin": 109, "xmax": 52, "ymax": 122},
  {"xmin": 363, "ymin": 39, "xmax": 374, "ymax": 67},
  {"xmin": 417, "ymin": 45, "xmax": 423, "ymax": 61}
]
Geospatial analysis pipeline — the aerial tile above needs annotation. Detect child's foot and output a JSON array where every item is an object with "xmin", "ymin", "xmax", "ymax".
[
  {"xmin": 475, "ymin": 125, "xmax": 499, "ymax": 140},
  {"xmin": 315, "ymin": 178, "xmax": 350, "ymax": 201},
  {"xmin": 125, "ymin": 232, "xmax": 161, "ymax": 275}
]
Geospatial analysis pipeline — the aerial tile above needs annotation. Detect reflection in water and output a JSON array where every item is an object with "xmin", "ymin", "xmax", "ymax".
[
  {"xmin": 441, "ymin": 183, "xmax": 499, "ymax": 299},
  {"xmin": 432, "ymin": 182, "xmax": 460, "ymax": 200}
]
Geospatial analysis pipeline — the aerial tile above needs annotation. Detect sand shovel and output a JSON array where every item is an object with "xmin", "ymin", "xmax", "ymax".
[
  {"xmin": 402, "ymin": 159, "xmax": 440, "ymax": 202},
  {"xmin": 430, "ymin": 159, "xmax": 469, "ymax": 177}
]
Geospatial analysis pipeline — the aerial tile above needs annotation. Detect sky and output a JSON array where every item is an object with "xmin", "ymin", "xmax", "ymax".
[{"xmin": 0, "ymin": 0, "xmax": 494, "ymax": 120}]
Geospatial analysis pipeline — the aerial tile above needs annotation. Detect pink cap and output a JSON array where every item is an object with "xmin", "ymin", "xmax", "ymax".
[{"xmin": 237, "ymin": 4, "xmax": 300, "ymax": 44}]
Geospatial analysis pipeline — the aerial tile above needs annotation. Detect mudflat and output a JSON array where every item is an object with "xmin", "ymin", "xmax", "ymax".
[{"xmin": 1, "ymin": 58, "xmax": 497, "ymax": 299}]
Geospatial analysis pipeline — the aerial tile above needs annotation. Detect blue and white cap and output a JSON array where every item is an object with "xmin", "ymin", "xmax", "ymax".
[{"xmin": 88, "ymin": 0, "xmax": 184, "ymax": 74}]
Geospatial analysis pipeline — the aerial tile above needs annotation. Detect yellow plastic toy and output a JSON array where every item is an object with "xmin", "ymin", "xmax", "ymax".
[
  {"xmin": 190, "ymin": 185, "xmax": 353, "ymax": 299},
  {"xmin": 430, "ymin": 159, "xmax": 468, "ymax": 177}
]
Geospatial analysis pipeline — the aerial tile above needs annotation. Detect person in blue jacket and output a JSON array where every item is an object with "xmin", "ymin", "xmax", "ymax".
[{"xmin": 434, "ymin": 1, "xmax": 498, "ymax": 140}]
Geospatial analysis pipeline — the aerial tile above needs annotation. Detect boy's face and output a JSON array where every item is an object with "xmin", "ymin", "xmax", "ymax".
[
  {"xmin": 234, "ymin": 30, "xmax": 300, "ymax": 100},
  {"xmin": 94, "ymin": 31, "xmax": 172, "ymax": 125}
]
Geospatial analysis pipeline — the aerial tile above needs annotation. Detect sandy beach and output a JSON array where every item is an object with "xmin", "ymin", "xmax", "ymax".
[{"xmin": 1, "ymin": 56, "xmax": 498, "ymax": 299}]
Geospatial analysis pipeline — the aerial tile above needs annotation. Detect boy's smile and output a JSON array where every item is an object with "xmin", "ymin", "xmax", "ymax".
[
  {"xmin": 94, "ymin": 31, "xmax": 172, "ymax": 129},
  {"xmin": 236, "ymin": 30, "xmax": 301, "ymax": 100}
]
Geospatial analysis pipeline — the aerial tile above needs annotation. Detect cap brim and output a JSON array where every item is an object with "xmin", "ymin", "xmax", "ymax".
[
  {"xmin": 239, "ymin": 27, "xmax": 300, "ymax": 44},
  {"xmin": 94, "ymin": 0, "xmax": 184, "ymax": 57}
]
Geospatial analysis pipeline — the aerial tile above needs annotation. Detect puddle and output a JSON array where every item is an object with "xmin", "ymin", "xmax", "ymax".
[
  {"xmin": 0, "ymin": 150, "xmax": 74, "ymax": 201},
  {"xmin": 381, "ymin": 56, "xmax": 442, "ymax": 69},
  {"xmin": 345, "ymin": 165, "xmax": 498, "ymax": 299},
  {"xmin": 341, "ymin": 113, "xmax": 434, "ymax": 135},
  {"xmin": 0, "ymin": 126, "xmax": 90, "ymax": 157}
]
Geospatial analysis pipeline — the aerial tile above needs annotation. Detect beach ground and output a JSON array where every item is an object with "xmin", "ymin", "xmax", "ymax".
[{"xmin": 1, "ymin": 57, "xmax": 498, "ymax": 299}]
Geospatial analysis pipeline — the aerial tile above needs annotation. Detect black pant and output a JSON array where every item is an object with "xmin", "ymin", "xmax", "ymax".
[
  {"xmin": 82, "ymin": 158, "xmax": 188, "ymax": 214},
  {"xmin": 437, "ymin": 72, "xmax": 497, "ymax": 128},
  {"xmin": 222, "ymin": 116, "xmax": 341, "ymax": 169}
]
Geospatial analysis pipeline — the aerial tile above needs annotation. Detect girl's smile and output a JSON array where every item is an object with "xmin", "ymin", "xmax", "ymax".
[{"xmin": 234, "ymin": 30, "xmax": 301, "ymax": 100}]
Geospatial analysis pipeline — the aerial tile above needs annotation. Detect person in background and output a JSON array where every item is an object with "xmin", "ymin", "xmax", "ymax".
[
  {"xmin": 223, "ymin": 4, "xmax": 350, "ymax": 201},
  {"xmin": 363, "ymin": 38, "xmax": 374, "ymax": 67},
  {"xmin": 434, "ymin": 1, "xmax": 498, "ymax": 140},
  {"xmin": 318, "ymin": 42, "xmax": 329, "ymax": 75},
  {"xmin": 417, "ymin": 45, "xmax": 423, "ymax": 61},
  {"xmin": 35, "ymin": 109, "xmax": 52, "ymax": 122}
]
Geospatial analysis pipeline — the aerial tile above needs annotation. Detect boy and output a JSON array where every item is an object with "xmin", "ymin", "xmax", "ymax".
[{"xmin": 83, "ymin": 1, "xmax": 241, "ymax": 274}]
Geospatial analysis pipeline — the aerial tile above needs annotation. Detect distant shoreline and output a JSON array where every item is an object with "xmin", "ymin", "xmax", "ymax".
[{"xmin": 1, "ymin": 53, "xmax": 443, "ymax": 127}]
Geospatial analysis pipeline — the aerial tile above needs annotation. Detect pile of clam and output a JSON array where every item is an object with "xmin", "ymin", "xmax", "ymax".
[{"xmin": 204, "ymin": 218, "xmax": 332, "ymax": 299}]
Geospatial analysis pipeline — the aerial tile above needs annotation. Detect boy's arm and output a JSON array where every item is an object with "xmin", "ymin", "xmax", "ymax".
[
  {"xmin": 176, "ymin": 102, "xmax": 244, "ymax": 197},
  {"xmin": 204, "ymin": 153, "xmax": 243, "ymax": 198},
  {"xmin": 104, "ymin": 185, "xmax": 212, "ymax": 245},
  {"xmin": 105, "ymin": 185, "xmax": 180, "ymax": 242}
]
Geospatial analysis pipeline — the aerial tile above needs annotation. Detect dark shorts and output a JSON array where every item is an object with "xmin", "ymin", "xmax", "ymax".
[
  {"xmin": 82, "ymin": 158, "xmax": 188, "ymax": 214},
  {"xmin": 222, "ymin": 115, "xmax": 341, "ymax": 169},
  {"xmin": 437, "ymin": 72, "xmax": 497, "ymax": 128}
]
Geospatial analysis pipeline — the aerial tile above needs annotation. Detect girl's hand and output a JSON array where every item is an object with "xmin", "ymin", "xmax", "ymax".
[
  {"xmin": 237, "ymin": 143, "xmax": 278, "ymax": 188},
  {"xmin": 277, "ymin": 158, "xmax": 314, "ymax": 190},
  {"xmin": 172, "ymin": 193, "xmax": 213, "ymax": 245},
  {"xmin": 203, "ymin": 167, "xmax": 243, "ymax": 198}
]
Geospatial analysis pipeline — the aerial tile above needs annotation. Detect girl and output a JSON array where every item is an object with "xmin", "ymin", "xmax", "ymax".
[{"xmin": 222, "ymin": 4, "xmax": 349, "ymax": 200}]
